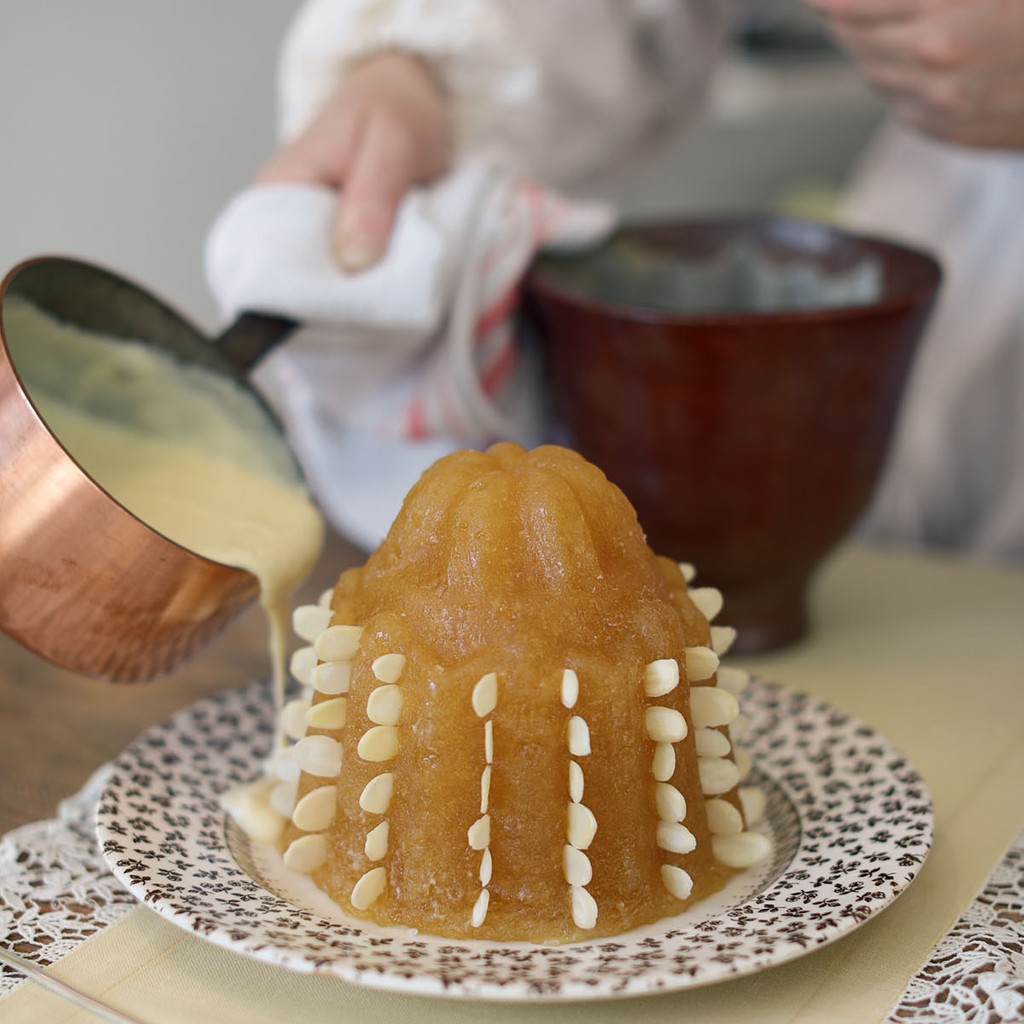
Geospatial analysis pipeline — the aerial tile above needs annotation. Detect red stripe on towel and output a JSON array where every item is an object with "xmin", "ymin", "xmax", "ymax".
[
  {"xmin": 405, "ymin": 397, "xmax": 428, "ymax": 440},
  {"xmin": 481, "ymin": 335, "xmax": 518, "ymax": 396},
  {"xmin": 475, "ymin": 285, "xmax": 520, "ymax": 342}
]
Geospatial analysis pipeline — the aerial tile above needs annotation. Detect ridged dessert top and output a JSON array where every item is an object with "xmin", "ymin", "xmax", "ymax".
[{"xmin": 331, "ymin": 443, "xmax": 701, "ymax": 665}]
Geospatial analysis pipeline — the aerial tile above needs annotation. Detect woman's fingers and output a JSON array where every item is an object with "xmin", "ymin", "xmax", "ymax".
[
  {"xmin": 256, "ymin": 91, "xmax": 362, "ymax": 188},
  {"xmin": 806, "ymin": 0, "xmax": 1024, "ymax": 147},
  {"xmin": 334, "ymin": 113, "xmax": 419, "ymax": 272},
  {"xmin": 255, "ymin": 141, "xmax": 344, "ymax": 187},
  {"xmin": 253, "ymin": 51, "xmax": 453, "ymax": 271}
]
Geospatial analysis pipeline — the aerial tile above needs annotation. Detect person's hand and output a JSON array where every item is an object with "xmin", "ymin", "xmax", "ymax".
[
  {"xmin": 257, "ymin": 50, "xmax": 453, "ymax": 271},
  {"xmin": 804, "ymin": 0, "xmax": 1024, "ymax": 148}
]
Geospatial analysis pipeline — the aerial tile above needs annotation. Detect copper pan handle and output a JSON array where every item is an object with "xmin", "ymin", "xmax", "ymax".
[{"xmin": 213, "ymin": 312, "xmax": 299, "ymax": 373}]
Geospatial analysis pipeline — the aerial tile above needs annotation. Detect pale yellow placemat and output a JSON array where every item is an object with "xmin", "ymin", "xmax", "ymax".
[
  {"xmin": 4, "ymin": 546, "xmax": 1023, "ymax": 1023},
  {"xmin": 0, "ymin": 897, "xmax": 941, "ymax": 1024}
]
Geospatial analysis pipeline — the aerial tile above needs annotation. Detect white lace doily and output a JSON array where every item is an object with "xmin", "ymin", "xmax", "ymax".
[
  {"xmin": 2, "ymin": 767, "xmax": 1023, "ymax": 1021},
  {"xmin": 887, "ymin": 832, "xmax": 1024, "ymax": 1024},
  {"xmin": 0, "ymin": 765, "xmax": 137, "ymax": 994}
]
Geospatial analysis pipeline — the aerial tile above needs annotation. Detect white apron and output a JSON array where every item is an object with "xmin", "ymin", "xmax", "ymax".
[{"xmin": 841, "ymin": 120, "xmax": 1024, "ymax": 561}]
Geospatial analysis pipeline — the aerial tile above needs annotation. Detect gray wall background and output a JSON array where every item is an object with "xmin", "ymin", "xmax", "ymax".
[{"xmin": 1, "ymin": 1, "xmax": 301, "ymax": 331}]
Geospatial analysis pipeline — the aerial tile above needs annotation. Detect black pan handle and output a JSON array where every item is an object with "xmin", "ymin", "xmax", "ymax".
[{"xmin": 213, "ymin": 312, "xmax": 299, "ymax": 373}]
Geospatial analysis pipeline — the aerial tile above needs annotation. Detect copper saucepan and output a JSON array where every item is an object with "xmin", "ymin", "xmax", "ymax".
[{"xmin": 0, "ymin": 256, "xmax": 299, "ymax": 682}]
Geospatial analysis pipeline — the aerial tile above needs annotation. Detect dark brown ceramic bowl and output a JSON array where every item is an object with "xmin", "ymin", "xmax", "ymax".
[{"xmin": 527, "ymin": 216, "xmax": 942, "ymax": 652}]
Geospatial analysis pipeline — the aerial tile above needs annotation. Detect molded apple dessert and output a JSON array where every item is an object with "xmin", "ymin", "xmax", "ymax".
[{"xmin": 268, "ymin": 443, "xmax": 768, "ymax": 942}]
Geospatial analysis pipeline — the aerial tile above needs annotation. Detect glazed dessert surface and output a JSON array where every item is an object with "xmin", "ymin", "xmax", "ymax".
[{"xmin": 260, "ymin": 444, "xmax": 766, "ymax": 942}]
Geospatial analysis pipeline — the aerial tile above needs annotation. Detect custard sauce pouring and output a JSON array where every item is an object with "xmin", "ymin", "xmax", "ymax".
[{"xmin": 4, "ymin": 296, "xmax": 324, "ymax": 701}]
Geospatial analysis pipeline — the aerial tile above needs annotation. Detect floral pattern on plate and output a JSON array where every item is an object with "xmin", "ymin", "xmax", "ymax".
[{"xmin": 95, "ymin": 679, "xmax": 933, "ymax": 1000}]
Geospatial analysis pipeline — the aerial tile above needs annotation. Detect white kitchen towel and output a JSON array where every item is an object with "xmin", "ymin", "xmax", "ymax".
[
  {"xmin": 205, "ymin": 156, "xmax": 615, "ymax": 549},
  {"xmin": 841, "ymin": 121, "xmax": 1024, "ymax": 559}
]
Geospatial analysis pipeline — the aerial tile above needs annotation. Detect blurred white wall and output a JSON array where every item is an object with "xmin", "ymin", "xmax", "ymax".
[{"xmin": 0, "ymin": 1, "xmax": 302, "ymax": 331}]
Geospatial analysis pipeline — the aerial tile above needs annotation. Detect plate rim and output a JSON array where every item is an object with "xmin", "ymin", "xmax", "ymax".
[{"xmin": 95, "ymin": 678, "xmax": 934, "ymax": 1001}]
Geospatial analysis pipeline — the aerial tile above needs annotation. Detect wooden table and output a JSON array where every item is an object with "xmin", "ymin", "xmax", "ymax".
[{"xmin": 0, "ymin": 529, "xmax": 364, "ymax": 837}]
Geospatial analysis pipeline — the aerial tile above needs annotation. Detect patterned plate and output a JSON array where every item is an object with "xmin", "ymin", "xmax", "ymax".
[{"xmin": 95, "ymin": 679, "xmax": 933, "ymax": 1000}]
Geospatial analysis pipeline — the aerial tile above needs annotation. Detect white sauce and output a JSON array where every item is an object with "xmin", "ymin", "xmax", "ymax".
[{"xmin": 4, "ymin": 297, "xmax": 325, "ymax": 699}]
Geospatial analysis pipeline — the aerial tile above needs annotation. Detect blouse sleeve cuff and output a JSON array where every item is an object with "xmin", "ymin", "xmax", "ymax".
[{"xmin": 277, "ymin": 0, "xmax": 542, "ymax": 165}]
